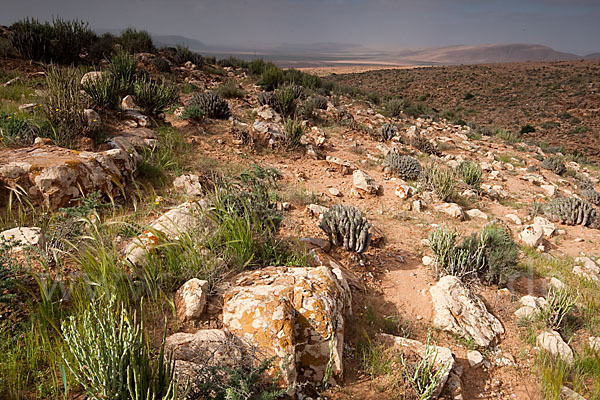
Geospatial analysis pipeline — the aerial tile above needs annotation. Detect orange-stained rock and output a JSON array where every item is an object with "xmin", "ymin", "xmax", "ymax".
[
  {"xmin": 0, "ymin": 145, "xmax": 135, "ymax": 209},
  {"xmin": 222, "ymin": 264, "xmax": 352, "ymax": 387}
]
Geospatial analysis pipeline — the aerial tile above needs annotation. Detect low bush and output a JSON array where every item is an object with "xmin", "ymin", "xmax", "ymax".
[
  {"xmin": 383, "ymin": 98, "xmax": 405, "ymax": 118},
  {"xmin": 420, "ymin": 163, "xmax": 456, "ymax": 202},
  {"xmin": 458, "ymin": 161, "xmax": 482, "ymax": 189},
  {"xmin": 0, "ymin": 111, "xmax": 38, "ymax": 146},
  {"xmin": 119, "ymin": 27, "xmax": 155, "ymax": 54},
  {"xmin": 10, "ymin": 17, "xmax": 96, "ymax": 64},
  {"xmin": 383, "ymin": 153, "xmax": 422, "ymax": 181},
  {"xmin": 216, "ymin": 80, "xmax": 245, "ymax": 99},
  {"xmin": 258, "ymin": 65, "xmax": 284, "ymax": 91},
  {"xmin": 248, "ymin": 58, "xmax": 268, "ymax": 75},
  {"xmin": 429, "ymin": 223, "xmax": 519, "ymax": 285},
  {"xmin": 133, "ymin": 77, "xmax": 179, "ymax": 115},
  {"xmin": 152, "ymin": 57, "xmax": 171, "ymax": 73},
  {"xmin": 283, "ymin": 119, "xmax": 305, "ymax": 149},
  {"xmin": 87, "ymin": 32, "xmax": 119, "ymax": 63},
  {"xmin": 81, "ymin": 73, "xmax": 124, "ymax": 109},
  {"xmin": 61, "ymin": 299, "xmax": 180, "ymax": 400},
  {"xmin": 520, "ymin": 124, "xmax": 536, "ymax": 134},
  {"xmin": 411, "ymin": 135, "xmax": 440, "ymax": 156},
  {"xmin": 180, "ymin": 105, "xmax": 204, "ymax": 122},
  {"xmin": 217, "ymin": 56, "xmax": 248, "ymax": 69},
  {"xmin": 109, "ymin": 51, "xmax": 138, "ymax": 90},
  {"xmin": 378, "ymin": 123, "xmax": 398, "ymax": 141},
  {"xmin": 495, "ymin": 128, "xmax": 521, "ymax": 144},
  {"xmin": 273, "ymin": 85, "xmax": 303, "ymax": 118},
  {"xmin": 541, "ymin": 156, "xmax": 567, "ymax": 176},
  {"xmin": 187, "ymin": 92, "xmax": 231, "ymax": 119},
  {"xmin": 172, "ymin": 45, "xmax": 203, "ymax": 67},
  {"xmin": 320, "ymin": 204, "xmax": 372, "ymax": 253}
]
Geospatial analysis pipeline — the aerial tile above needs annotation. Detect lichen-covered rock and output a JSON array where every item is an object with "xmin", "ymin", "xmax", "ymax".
[
  {"xmin": 124, "ymin": 201, "xmax": 209, "ymax": 265},
  {"xmin": 430, "ymin": 276, "xmax": 504, "ymax": 347},
  {"xmin": 0, "ymin": 145, "xmax": 135, "ymax": 209},
  {"xmin": 222, "ymin": 265, "xmax": 352, "ymax": 387}
]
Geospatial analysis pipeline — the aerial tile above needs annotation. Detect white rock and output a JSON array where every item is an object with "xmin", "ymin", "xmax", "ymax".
[
  {"xmin": 519, "ymin": 225, "xmax": 544, "ymax": 247},
  {"xmin": 466, "ymin": 209, "xmax": 488, "ymax": 220},
  {"xmin": 121, "ymin": 94, "xmax": 138, "ymax": 110},
  {"xmin": 560, "ymin": 387, "xmax": 588, "ymax": 400},
  {"xmin": 434, "ymin": 203, "xmax": 465, "ymax": 220},
  {"xmin": 80, "ymin": 71, "xmax": 106, "ymax": 86},
  {"xmin": 0, "ymin": 227, "xmax": 45, "ymax": 251},
  {"xmin": 430, "ymin": 276, "xmax": 504, "ymax": 347},
  {"xmin": 467, "ymin": 350, "xmax": 484, "ymax": 367},
  {"xmin": 422, "ymin": 256, "xmax": 434, "ymax": 266},
  {"xmin": 353, "ymin": 169, "xmax": 380, "ymax": 194},
  {"xmin": 307, "ymin": 204, "xmax": 330, "ymax": 218},
  {"xmin": 173, "ymin": 174, "xmax": 204, "ymax": 197},
  {"xmin": 549, "ymin": 277, "xmax": 565, "ymax": 290},
  {"xmin": 541, "ymin": 184, "xmax": 556, "ymax": 197},
  {"xmin": 329, "ymin": 187, "xmax": 341, "ymax": 197},
  {"xmin": 84, "ymin": 109, "xmax": 102, "ymax": 130},
  {"xmin": 536, "ymin": 330, "xmax": 574, "ymax": 364},
  {"xmin": 175, "ymin": 278, "xmax": 209, "ymax": 322},
  {"xmin": 533, "ymin": 216, "xmax": 556, "ymax": 238},
  {"xmin": 413, "ymin": 199, "xmax": 425, "ymax": 213},
  {"xmin": 166, "ymin": 329, "xmax": 242, "ymax": 367},
  {"xmin": 589, "ymin": 336, "xmax": 600, "ymax": 351}
]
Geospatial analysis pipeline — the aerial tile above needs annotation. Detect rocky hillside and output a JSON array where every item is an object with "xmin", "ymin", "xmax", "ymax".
[{"xmin": 1, "ymin": 18, "xmax": 600, "ymax": 400}]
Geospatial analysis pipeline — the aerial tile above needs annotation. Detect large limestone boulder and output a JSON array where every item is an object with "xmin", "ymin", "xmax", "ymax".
[
  {"xmin": 222, "ymin": 265, "xmax": 352, "ymax": 387},
  {"xmin": 124, "ymin": 201, "xmax": 209, "ymax": 265},
  {"xmin": 430, "ymin": 276, "xmax": 504, "ymax": 347},
  {"xmin": 0, "ymin": 145, "xmax": 135, "ymax": 209}
]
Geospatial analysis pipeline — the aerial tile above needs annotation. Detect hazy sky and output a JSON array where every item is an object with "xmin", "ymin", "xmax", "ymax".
[{"xmin": 1, "ymin": 0, "xmax": 599, "ymax": 55}]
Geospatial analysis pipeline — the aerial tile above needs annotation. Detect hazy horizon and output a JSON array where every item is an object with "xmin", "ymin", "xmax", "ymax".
[{"xmin": 1, "ymin": 0, "xmax": 599, "ymax": 55}]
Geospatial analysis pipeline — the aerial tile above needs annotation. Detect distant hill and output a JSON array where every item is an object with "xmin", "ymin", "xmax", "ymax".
[
  {"xmin": 395, "ymin": 44, "xmax": 582, "ymax": 64},
  {"xmin": 584, "ymin": 53, "xmax": 600, "ymax": 60}
]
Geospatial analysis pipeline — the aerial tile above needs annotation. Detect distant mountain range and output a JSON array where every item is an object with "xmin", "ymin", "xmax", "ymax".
[{"xmin": 97, "ymin": 29, "xmax": 599, "ymax": 66}]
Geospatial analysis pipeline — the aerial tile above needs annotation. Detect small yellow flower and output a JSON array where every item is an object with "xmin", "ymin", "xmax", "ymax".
[
  {"xmin": 55, "ymin": 108, "xmax": 60, "ymax": 111},
  {"xmin": 123, "ymin": 315, "xmax": 128, "ymax": 322},
  {"xmin": 6, "ymin": 235, "xmax": 13, "ymax": 240},
  {"xmin": 7, "ymin": 116, "xmax": 11, "ymax": 119}
]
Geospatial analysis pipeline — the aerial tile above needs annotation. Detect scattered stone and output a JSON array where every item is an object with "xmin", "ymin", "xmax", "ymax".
[
  {"xmin": 300, "ymin": 237, "xmax": 331, "ymax": 252},
  {"xmin": 326, "ymin": 156, "xmax": 354, "ymax": 175},
  {"xmin": 533, "ymin": 216, "xmax": 556, "ymax": 238},
  {"xmin": 108, "ymin": 127, "xmax": 158, "ymax": 156},
  {"xmin": 353, "ymin": 169, "xmax": 380, "ymax": 194},
  {"xmin": 83, "ymin": 109, "xmax": 102, "ymax": 130},
  {"xmin": 307, "ymin": 204, "xmax": 330, "ymax": 218},
  {"xmin": 80, "ymin": 71, "xmax": 106, "ymax": 86},
  {"xmin": 422, "ymin": 255, "xmax": 434, "ymax": 266},
  {"xmin": 121, "ymin": 94, "xmax": 138, "ymax": 110},
  {"xmin": 536, "ymin": 330, "xmax": 574, "ymax": 364},
  {"xmin": 560, "ymin": 387, "xmax": 587, "ymax": 400},
  {"xmin": 573, "ymin": 256, "xmax": 600, "ymax": 282},
  {"xmin": 175, "ymin": 278, "xmax": 209, "ymax": 322},
  {"xmin": 434, "ymin": 203, "xmax": 465, "ymax": 220},
  {"xmin": 514, "ymin": 295, "xmax": 547, "ymax": 320},
  {"xmin": 413, "ymin": 199, "xmax": 425, "ymax": 212},
  {"xmin": 467, "ymin": 350, "xmax": 484, "ymax": 368},
  {"xmin": 166, "ymin": 329, "xmax": 242, "ymax": 367},
  {"xmin": 329, "ymin": 187, "xmax": 341, "ymax": 197},
  {"xmin": 173, "ymin": 174, "xmax": 204, "ymax": 197},
  {"xmin": 519, "ymin": 225, "xmax": 544, "ymax": 247},
  {"xmin": 430, "ymin": 276, "xmax": 504, "ymax": 347},
  {"xmin": 466, "ymin": 208, "xmax": 488, "ymax": 220},
  {"xmin": 0, "ymin": 227, "xmax": 45, "ymax": 251},
  {"xmin": 541, "ymin": 184, "xmax": 556, "ymax": 197},
  {"xmin": 549, "ymin": 277, "xmax": 565, "ymax": 290},
  {"xmin": 123, "ymin": 109, "xmax": 150, "ymax": 127}
]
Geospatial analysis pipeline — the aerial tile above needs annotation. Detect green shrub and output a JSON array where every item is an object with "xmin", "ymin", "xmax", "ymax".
[
  {"xmin": 541, "ymin": 156, "xmax": 567, "ymax": 176},
  {"xmin": 42, "ymin": 66, "xmax": 89, "ymax": 147},
  {"xmin": 152, "ymin": 57, "xmax": 171, "ymax": 73},
  {"xmin": 298, "ymin": 98, "xmax": 316, "ymax": 120},
  {"xmin": 429, "ymin": 223, "xmax": 519, "ymax": 285},
  {"xmin": 311, "ymin": 96, "xmax": 328, "ymax": 110},
  {"xmin": 119, "ymin": 27, "xmax": 155, "ymax": 54},
  {"xmin": 248, "ymin": 59, "xmax": 268, "ymax": 75},
  {"xmin": 216, "ymin": 80, "xmax": 245, "ymax": 99},
  {"xmin": 81, "ymin": 73, "xmax": 124, "ymax": 108},
  {"xmin": 383, "ymin": 153, "xmax": 422, "ymax": 181},
  {"xmin": 458, "ymin": 161, "xmax": 482, "ymax": 189},
  {"xmin": 61, "ymin": 299, "xmax": 180, "ymax": 400},
  {"xmin": 87, "ymin": 32, "xmax": 119, "ymax": 63},
  {"xmin": 273, "ymin": 85, "xmax": 303, "ymax": 118},
  {"xmin": 520, "ymin": 124, "xmax": 536, "ymax": 134},
  {"xmin": 384, "ymin": 99, "xmax": 404, "ymax": 118},
  {"xmin": 540, "ymin": 287, "xmax": 577, "ymax": 330},
  {"xmin": 257, "ymin": 91, "xmax": 276, "ymax": 108},
  {"xmin": 10, "ymin": 17, "xmax": 96, "ymax": 64},
  {"xmin": 495, "ymin": 128, "xmax": 521, "ymax": 144},
  {"xmin": 0, "ymin": 240, "xmax": 17, "ymax": 305},
  {"xmin": 463, "ymin": 92, "xmax": 475, "ymax": 100},
  {"xmin": 187, "ymin": 92, "xmax": 231, "ymax": 119},
  {"xmin": 411, "ymin": 135, "xmax": 440, "ymax": 156},
  {"xmin": 258, "ymin": 65, "xmax": 284, "ymax": 91},
  {"xmin": 217, "ymin": 56, "xmax": 248, "ymax": 69},
  {"xmin": 0, "ymin": 111, "xmax": 38, "ymax": 146},
  {"xmin": 180, "ymin": 105, "xmax": 204, "ymax": 122},
  {"xmin": 283, "ymin": 119, "xmax": 305, "ymax": 149},
  {"xmin": 109, "ymin": 51, "xmax": 138, "ymax": 89},
  {"xmin": 133, "ymin": 77, "xmax": 179, "ymax": 115},
  {"xmin": 172, "ymin": 45, "xmax": 203, "ymax": 67},
  {"xmin": 420, "ymin": 163, "xmax": 456, "ymax": 202}
]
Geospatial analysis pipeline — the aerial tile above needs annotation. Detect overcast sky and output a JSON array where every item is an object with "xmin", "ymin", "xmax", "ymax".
[{"xmin": 1, "ymin": 0, "xmax": 598, "ymax": 55}]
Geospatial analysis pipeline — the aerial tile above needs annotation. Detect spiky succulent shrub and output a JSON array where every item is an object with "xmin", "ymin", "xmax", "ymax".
[
  {"xmin": 540, "ymin": 287, "xmax": 577, "ymax": 330},
  {"xmin": 379, "ymin": 123, "xmax": 398, "ymax": 141},
  {"xmin": 133, "ymin": 77, "xmax": 179, "ymax": 115},
  {"xmin": 109, "ymin": 51, "xmax": 138, "ymax": 89},
  {"xmin": 188, "ymin": 92, "xmax": 231, "ymax": 119},
  {"xmin": 258, "ymin": 65, "xmax": 284, "ymax": 91},
  {"xmin": 541, "ymin": 156, "xmax": 566, "ymax": 176},
  {"xmin": 319, "ymin": 204, "xmax": 372, "ymax": 253},
  {"xmin": 543, "ymin": 197, "xmax": 599, "ymax": 228},
  {"xmin": 384, "ymin": 153, "xmax": 422, "ymax": 181},
  {"xmin": 412, "ymin": 135, "xmax": 440, "ymax": 156},
  {"xmin": 283, "ymin": 119, "xmax": 305, "ymax": 149},
  {"xmin": 458, "ymin": 161, "xmax": 482, "ymax": 190},
  {"xmin": 257, "ymin": 91, "xmax": 276, "ymax": 108},
  {"xmin": 61, "ymin": 299, "xmax": 180, "ymax": 400},
  {"xmin": 273, "ymin": 85, "xmax": 303, "ymax": 118},
  {"xmin": 81, "ymin": 72, "xmax": 125, "ymax": 108},
  {"xmin": 119, "ymin": 27, "xmax": 155, "ymax": 54},
  {"xmin": 172, "ymin": 45, "xmax": 203, "ymax": 67},
  {"xmin": 582, "ymin": 189, "xmax": 600, "ymax": 205},
  {"xmin": 311, "ymin": 96, "xmax": 328, "ymax": 110},
  {"xmin": 420, "ymin": 163, "xmax": 456, "ymax": 202},
  {"xmin": 152, "ymin": 57, "xmax": 171, "ymax": 73},
  {"xmin": 384, "ymin": 98, "xmax": 405, "ymax": 118}
]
